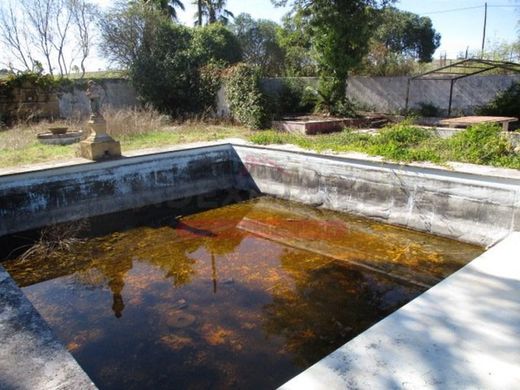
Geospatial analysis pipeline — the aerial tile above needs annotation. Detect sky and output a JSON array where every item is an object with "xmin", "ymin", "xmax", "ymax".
[{"xmin": 2, "ymin": 0, "xmax": 519, "ymax": 71}]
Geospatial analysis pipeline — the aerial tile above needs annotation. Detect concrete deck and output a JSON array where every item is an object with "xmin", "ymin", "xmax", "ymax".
[
  {"xmin": 280, "ymin": 232, "xmax": 520, "ymax": 389},
  {"xmin": 0, "ymin": 266, "xmax": 96, "ymax": 390}
]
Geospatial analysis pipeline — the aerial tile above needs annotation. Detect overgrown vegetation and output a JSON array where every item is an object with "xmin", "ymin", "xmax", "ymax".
[
  {"xmin": 268, "ymin": 78, "xmax": 317, "ymax": 117},
  {"xmin": 128, "ymin": 12, "xmax": 241, "ymax": 116},
  {"xmin": 250, "ymin": 122, "xmax": 520, "ymax": 169},
  {"xmin": 476, "ymin": 81, "xmax": 520, "ymax": 119},
  {"xmin": 224, "ymin": 63, "xmax": 270, "ymax": 129},
  {"xmin": 0, "ymin": 108, "xmax": 252, "ymax": 168},
  {"xmin": 17, "ymin": 220, "xmax": 88, "ymax": 261},
  {"xmin": 0, "ymin": 71, "xmax": 67, "ymax": 94}
]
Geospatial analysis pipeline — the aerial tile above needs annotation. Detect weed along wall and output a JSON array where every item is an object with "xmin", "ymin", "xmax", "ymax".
[{"xmin": 1, "ymin": 142, "xmax": 519, "ymax": 246}]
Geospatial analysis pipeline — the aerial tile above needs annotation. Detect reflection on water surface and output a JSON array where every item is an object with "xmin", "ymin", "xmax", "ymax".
[{"xmin": 4, "ymin": 196, "xmax": 483, "ymax": 389}]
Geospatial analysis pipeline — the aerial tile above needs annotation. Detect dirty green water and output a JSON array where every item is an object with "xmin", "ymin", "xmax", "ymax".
[{"xmin": 3, "ymin": 196, "xmax": 483, "ymax": 389}]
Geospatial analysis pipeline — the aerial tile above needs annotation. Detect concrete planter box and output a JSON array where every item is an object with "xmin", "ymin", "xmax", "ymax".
[{"xmin": 272, "ymin": 117, "xmax": 374, "ymax": 135}]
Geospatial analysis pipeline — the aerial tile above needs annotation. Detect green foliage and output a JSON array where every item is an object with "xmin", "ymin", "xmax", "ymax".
[
  {"xmin": 447, "ymin": 123, "xmax": 515, "ymax": 165},
  {"xmin": 314, "ymin": 77, "xmax": 357, "ymax": 117},
  {"xmin": 139, "ymin": 0, "xmax": 185, "ymax": 21},
  {"xmin": 250, "ymin": 121, "xmax": 520, "ymax": 169},
  {"xmin": 373, "ymin": 7, "xmax": 440, "ymax": 63},
  {"xmin": 275, "ymin": 15, "xmax": 316, "ymax": 77},
  {"xmin": 476, "ymin": 82, "xmax": 520, "ymax": 118},
  {"xmin": 269, "ymin": 78, "xmax": 317, "ymax": 116},
  {"xmin": 231, "ymin": 13, "xmax": 286, "ymax": 76},
  {"xmin": 225, "ymin": 63, "xmax": 269, "ymax": 129},
  {"xmin": 99, "ymin": 3, "xmax": 166, "ymax": 68},
  {"xmin": 282, "ymin": 0, "xmax": 391, "ymax": 114},
  {"xmin": 194, "ymin": 0, "xmax": 234, "ymax": 25},
  {"xmin": 0, "ymin": 71, "xmax": 62, "ymax": 94},
  {"xmin": 130, "ymin": 20, "xmax": 240, "ymax": 115},
  {"xmin": 191, "ymin": 23, "xmax": 242, "ymax": 65}
]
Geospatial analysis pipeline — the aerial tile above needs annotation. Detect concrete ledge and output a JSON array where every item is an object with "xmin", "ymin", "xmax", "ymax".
[
  {"xmin": 0, "ymin": 144, "xmax": 242, "ymax": 236},
  {"xmin": 2, "ymin": 142, "xmax": 520, "ymax": 245},
  {"xmin": 280, "ymin": 232, "xmax": 520, "ymax": 389},
  {"xmin": 234, "ymin": 145, "xmax": 520, "ymax": 247},
  {"xmin": 0, "ymin": 266, "xmax": 96, "ymax": 390}
]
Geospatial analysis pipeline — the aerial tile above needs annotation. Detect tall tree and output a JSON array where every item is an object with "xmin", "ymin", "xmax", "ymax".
[
  {"xmin": 0, "ymin": 0, "xmax": 97, "ymax": 76},
  {"xmin": 231, "ymin": 13, "xmax": 285, "ymax": 76},
  {"xmin": 69, "ymin": 0, "xmax": 99, "ymax": 78},
  {"xmin": 0, "ymin": 1, "xmax": 35, "ymax": 71},
  {"xmin": 360, "ymin": 7, "xmax": 440, "ymax": 76},
  {"xmin": 99, "ymin": 2, "xmax": 166, "ymax": 68},
  {"xmin": 273, "ymin": 0, "xmax": 394, "ymax": 114},
  {"xmin": 373, "ymin": 7, "xmax": 440, "ymax": 63},
  {"xmin": 142, "ymin": 0, "xmax": 184, "ymax": 21},
  {"xmin": 194, "ymin": 0, "xmax": 234, "ymax": 25}
]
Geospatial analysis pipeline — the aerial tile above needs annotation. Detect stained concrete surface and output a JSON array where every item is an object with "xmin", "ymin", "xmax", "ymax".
[
  {"xmin": 280, "ymin": 232, "xmax": 520, "ymax": 390},
  {"xmin": 1, "ymin": 141, "xmax": 520, "ymax": 389},
  {"xmin": 0, "ymin": 266, "xmax": 96, "ymax": 390}
]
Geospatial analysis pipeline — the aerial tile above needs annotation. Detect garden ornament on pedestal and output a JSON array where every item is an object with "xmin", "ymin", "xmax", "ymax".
[{"xmin": 80, "ymin": 80, "xmax": 121, "ymax": 161}]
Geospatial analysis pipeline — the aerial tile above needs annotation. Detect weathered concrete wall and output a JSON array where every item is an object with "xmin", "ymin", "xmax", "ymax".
[
  {"xmin": 1, "ymin": 143, "xmax": 519, "ymax": 246},
  {"xmin": 0, "ymin": 266, "xmax": 97, "ymax": 390},
  {"xmin": 58, "ymin": 79, "xmax": 138, "ymax": 119},
  {"xmin": 0, "ymin": 145, "xmax": 239, "ymax": 236},
  {"xmin": 347, "ymin": 74, "xmax": 520, "ymax": 115},
  {"xmin": 0, "ymin": 84, "xmax": 60, "ymax": 123},
  {"xmin": 234, "ymin": 145, "xmax": 520, "ymax": 247}
]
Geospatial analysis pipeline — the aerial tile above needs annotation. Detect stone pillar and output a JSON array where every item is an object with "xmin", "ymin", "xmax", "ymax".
[{"xmin": 80, "ymin": 80, "xmax": 121, "ymax": 161}]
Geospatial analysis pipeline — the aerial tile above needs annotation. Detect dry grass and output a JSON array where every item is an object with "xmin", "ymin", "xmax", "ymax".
[
  {"xmin": 17, "ymin": 220, "xmax": 89, "ymax": 261},
  {"xmin": 0, "ymin": 107, "xmax": 253, "ymax": 168},
  {"xmin": 103, "ymin": 105, "xmax": 170, "ymax": 137}
]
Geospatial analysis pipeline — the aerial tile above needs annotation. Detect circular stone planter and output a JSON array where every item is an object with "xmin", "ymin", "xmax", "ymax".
[
  {"xmin": 37, "ymin": 131, "xmax": 83, "ymax": 145},
  {"xmin": 49, "ymin": 126, "xmax": 69, "ymax": 135}
]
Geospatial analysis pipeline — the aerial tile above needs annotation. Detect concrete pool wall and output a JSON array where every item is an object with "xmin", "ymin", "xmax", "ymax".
[
  {"xmin": 1, "ymin": 142, "xmax": 519, "ymax": 246},
  {"xmin": 1, "ymin": 141, "xmax": 520, "ymax": 389}
]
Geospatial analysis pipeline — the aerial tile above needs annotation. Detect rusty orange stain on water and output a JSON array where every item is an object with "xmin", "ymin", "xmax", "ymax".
[{"xmin": 3, "ymin": 196, "xmax": 483, "ymax": 389}]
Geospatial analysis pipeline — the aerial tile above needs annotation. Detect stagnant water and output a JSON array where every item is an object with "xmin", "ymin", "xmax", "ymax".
[{"xmin": 3, "ymin": 196, "xmax": 483, "ymax": 389}]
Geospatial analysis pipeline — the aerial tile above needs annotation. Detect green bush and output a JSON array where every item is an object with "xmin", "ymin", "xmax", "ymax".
[
  {"xmin": 130, "ymin": 22, "xmax": 241, "ymax": 116},
  {"xmin": 415, "ymin": 102, "xmax": 441, "ymax": 117},
  {"xmin": 477, "ymin": 82, "xmax": 520, "ymax": 118},
  {"xmin": 225, "ymin": 63, "xmax": 270, "ymax": 129},
  {"xmin": 447, "ymin": 123, "xmax": 514, "ymax": 165},
  {"xmin": 269, "ymin": 78, "xmax": 317, "ymax": 116}
]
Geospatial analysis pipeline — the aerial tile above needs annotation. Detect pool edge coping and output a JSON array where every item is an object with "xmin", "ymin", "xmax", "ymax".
[{"xmin": 278, "ymin": 231, "xmax": 520, "ymax": 389}]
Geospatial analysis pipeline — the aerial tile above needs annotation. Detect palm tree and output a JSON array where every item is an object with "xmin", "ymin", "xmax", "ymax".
[
  {"xmin": 143, "ymin": 0, "xmax": 185, "ymax": 21},
  {"xmin": 193, "ymin": 0, "xmax": 234, "ymax": 25}
]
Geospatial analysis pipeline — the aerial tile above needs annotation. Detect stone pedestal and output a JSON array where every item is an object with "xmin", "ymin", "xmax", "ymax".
[{"xmin": 80, "ymin": 115, "xmax": 121, "ymax": 161}]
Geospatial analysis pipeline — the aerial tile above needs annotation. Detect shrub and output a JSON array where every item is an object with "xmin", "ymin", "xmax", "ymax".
[
  {"xmin": 477, "ymin": 81, "xmax": 520, "ymax": 118},
  {"xmin": 447, "ymin": 123, "xmax": 513, "ymax": 165},
  {"xmin": 415, "ymin": 102, "xmax": 441, "ymax": 117},
  {"xmin": 130, "ymin": 22, "xmax": 241, "ymax": 116},
  {"xmin": 225, "ymin": 63, "xmax": 270, "ymax": 129},
  {"xmin": 270, "ymin": 78, "xmax": 317, "ymax": 116},
  {"xmin": 368, "ymin": 122, "xmax": 439, "ymax": 161}
]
